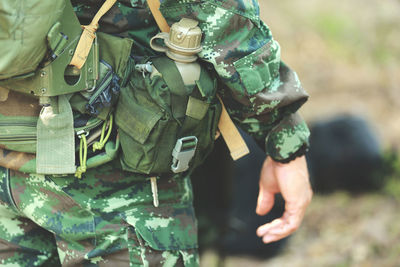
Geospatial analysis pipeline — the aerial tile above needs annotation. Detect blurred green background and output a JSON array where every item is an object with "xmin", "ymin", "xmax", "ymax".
[{"xmin": 201, "ymin": 0, "xmax": 400, "ymax": 266}]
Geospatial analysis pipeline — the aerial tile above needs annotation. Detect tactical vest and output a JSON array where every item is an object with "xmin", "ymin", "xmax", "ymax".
[
  {"xmin": 0, "ymin": 0, "xmax": 133, "ymax": 176},
  {"xmin": 0, "ymin": 0, "xmax": 224, "ymax": 178},
  {"xmin": 0, "ymin": 0, "xmax": 244, "ymax": 178}
]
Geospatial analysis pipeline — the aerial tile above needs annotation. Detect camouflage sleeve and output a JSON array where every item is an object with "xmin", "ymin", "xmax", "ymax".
[
  {"xmin": 162, "ymin": 0, "xmax": 311, "ymax": 162},
  {"xmin": 266, "ymin": 113, "xmax": 310, "ymax": 162}
]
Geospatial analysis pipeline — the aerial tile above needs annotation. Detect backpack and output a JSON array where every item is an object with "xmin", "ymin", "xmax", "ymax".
[{"xmin": 0, "ymin": 1, "xmax": 65, "ymax": 80}]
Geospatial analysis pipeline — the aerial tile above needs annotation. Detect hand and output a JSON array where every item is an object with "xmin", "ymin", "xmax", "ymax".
[{"xmin": 256, "ymin": 155, "xmax": 312, "ymax": 243}]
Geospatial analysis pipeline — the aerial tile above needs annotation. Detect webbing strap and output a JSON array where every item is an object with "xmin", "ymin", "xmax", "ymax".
[
  {"xmin": 152, "ymin": 57, "xmax": 187, "ymax": 119},
  {"xmin": 152, "ymin": 58, "xmax": 187, "ymax": 96},
  {"xmin": 36, "ymin": 95, "xmax": 76, "ymax": 174},
  {"xmin": 217, "ymin": 96, "xmax": 250, "ymax": 160},
  {"xmin": 146, "ymin": 0, "xmax": 170, "ymax": 33},
  {"xmin": 70, "ymin": 0, "xmax": 117, "ymax": 69}
]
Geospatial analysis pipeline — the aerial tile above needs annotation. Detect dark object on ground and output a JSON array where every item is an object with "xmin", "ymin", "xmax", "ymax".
[
  {"xmin": 192, "ymin": 128, "xmax": 286, "ymax": 259},
  {"xmin": 307, "ymin": 115, "xmax": 384, "ymax": 193}
]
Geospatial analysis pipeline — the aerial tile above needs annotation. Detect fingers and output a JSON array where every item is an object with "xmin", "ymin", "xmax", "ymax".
[
  {"xmin": 256, "ymin": 157, "xmax": 279, "ymax": 216},
  {"xmin": 256, "ymin": 209, "xmax": 302, "ymax": 243},
  {"xmin": 256, "ymin": 198, "xmax": 310, "ymax": 243},
  {"xmin": 256, "ymin": 189, "xmax": 275, "ymax": 216}
]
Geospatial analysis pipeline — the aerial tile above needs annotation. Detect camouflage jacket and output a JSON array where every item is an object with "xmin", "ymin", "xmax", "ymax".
[{"xmin": 73, "ymin": 0, "xmax": 310, "ymax": 162}]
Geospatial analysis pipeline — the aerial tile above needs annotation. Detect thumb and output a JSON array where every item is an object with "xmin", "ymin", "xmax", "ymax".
[{"xmin": 256, "ymin": 186, "xmax": 275, "ymax": 216}]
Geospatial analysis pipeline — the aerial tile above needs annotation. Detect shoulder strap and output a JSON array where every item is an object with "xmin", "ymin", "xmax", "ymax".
[
  {"xmin": 70, "ymin": 0, "xmax": 117, "ymax": 69},
  {"xmin": 152, "ymin": 57, "xmax": 187, "ymax": 119},
  {"xmin": 217, "ymin": 96, "xmax": 249, "ymax": 160},
  {"xmin": 147, "ymin": 0, "xmax": 170, "ymax": 32}
]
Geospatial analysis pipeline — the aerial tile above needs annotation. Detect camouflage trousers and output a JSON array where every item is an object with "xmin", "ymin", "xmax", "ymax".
[{"xmin": 0, "ymin": 161, "xmax": 199, "ymax": 266}]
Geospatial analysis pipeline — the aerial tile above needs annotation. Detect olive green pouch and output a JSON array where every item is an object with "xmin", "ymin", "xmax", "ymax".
[
  {"xmin": 115, "ymin": 57, "xmax": 221, "ymax": 175},
  {"xmin": 0, "ymin": 91, "xmax": 119, "ymax": 174}
]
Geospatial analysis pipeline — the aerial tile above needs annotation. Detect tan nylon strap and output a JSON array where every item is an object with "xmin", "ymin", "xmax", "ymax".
[
  {"xmin": 217, "ymin": 96, "xmax": 249, "ymax": 160},
  {"xmin": 146, "ymin": 0, "xmax": 170, "ymax": 32},
  {"xmin": 70, "ymin": 0, "xmax": 117, "ymax": 69}
]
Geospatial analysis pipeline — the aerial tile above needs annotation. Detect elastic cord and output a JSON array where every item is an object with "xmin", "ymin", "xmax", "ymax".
[{"xmin": 75, "ymin": 134, "xmax": 88, "ymax": 178}]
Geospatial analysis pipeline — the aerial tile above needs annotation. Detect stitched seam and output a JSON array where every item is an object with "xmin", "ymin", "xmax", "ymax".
[{"xmin": 5, "ymin": 169, "xmax": 21, "ymax": 214}]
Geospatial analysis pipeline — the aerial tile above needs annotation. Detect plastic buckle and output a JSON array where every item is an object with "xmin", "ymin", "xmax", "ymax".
[{"xmin": 171, "ymin": 136, "xmax": 198, "ymax": 173}]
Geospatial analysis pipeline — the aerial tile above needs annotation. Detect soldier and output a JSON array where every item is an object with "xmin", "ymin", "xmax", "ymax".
[{"xmin": 0, "ymin": 0, "xmax": 312, "ymax": 266}]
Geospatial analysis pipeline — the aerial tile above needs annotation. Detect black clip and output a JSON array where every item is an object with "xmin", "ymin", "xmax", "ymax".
[{"xmin": 85, "ymin": 60, "xmax": 120, "ymax": 116}]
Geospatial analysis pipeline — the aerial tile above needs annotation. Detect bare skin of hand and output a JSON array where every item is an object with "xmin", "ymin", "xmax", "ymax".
[{"xmin": 256, "ymin": 155, "xmax": 312, "ymax": 243}]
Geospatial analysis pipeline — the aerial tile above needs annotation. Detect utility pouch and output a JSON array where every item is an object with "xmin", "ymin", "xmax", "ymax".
[
  {"xmin": 70, "ymin": 32, "xmax": 133, "ymax": 120},
  {"xmin": 0, "ymin": 32, "xmax": 132, "ymax": 175},
  {"xmin": 115, "ymin": 57, "xmax": 221, "ymax": 175},
  {"xmin": 0, "ymin": 89, "xmax": 119, "ymax": 174}
]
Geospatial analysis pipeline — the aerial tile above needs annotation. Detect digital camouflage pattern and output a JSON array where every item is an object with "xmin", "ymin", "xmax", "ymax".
[
  {"xmin": 0, "ymin": 1, "xmax": 310, "ymax": 266},
  {"xmin": 0, "ymin": 162, "xmax": 198, "ymax": 266},
  {"xmin": 73, "ymin": 0, "xmax": 310, "ymax": 162}
]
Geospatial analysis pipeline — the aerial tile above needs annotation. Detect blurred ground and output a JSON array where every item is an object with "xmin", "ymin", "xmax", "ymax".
[
  {"xmin": 201, "ymin": 193, "xmax": 400, "ymax": 267},
  {"xmin": 260, "ymin": 0, "xmax": 400, "ymax": 147},
  {"xmin": 202, "ymin": 0, "xmax": 400, "ymax": 266}
]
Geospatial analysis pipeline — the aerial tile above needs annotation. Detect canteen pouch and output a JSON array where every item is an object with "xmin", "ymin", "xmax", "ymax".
[{"xmin": 115, "ymin": 57, "xmax": 221, "ymax": 175}]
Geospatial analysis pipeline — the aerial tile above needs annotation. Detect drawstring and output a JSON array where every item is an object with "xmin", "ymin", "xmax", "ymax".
[
  {"xmin": 75, "ymin": 133, "xmax": 88, "ymax": 179},
  {"xmin": 75, "ymin": 115, "xmax": 113, "ymax": 178},
  {"xmin": 93, "ymin": 114, "xmax": 113, "ymax": 152}
]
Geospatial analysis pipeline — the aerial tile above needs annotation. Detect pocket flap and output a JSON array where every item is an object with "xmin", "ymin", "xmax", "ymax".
[
  {"xmin": 116, "ymin": 87, "xmax": 163, "ymax": 144},
  {"xmin": 233, "ymin": 40, "xmax": 281, "ymax": 95}
]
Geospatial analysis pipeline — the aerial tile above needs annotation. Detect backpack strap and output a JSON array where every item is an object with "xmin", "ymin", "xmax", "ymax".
[
  {"xmin": 147, "ymin": 0, "xmax": 170, "ymax": 33},
  {"xmin": 216, "ymin": 96, "xmax": 249, "ymax": 160},
  {"xmin": 146, "ymin": 0, "xmax": 249, "ymax": 160},
  {"xmin": 70, "ymin": 0, "xmax": 117, "ymax": 69}
]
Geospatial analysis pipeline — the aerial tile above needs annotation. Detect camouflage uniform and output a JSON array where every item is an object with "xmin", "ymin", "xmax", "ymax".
[
  {"xmin": 74, "ymin": 0, "xmax": 310, "ymax": 161},
  {"xmin": 0, "ymin": 0, "xmax": 310, "ymax": 266},
  {"xmin": 0, "ymin": 162, "xmax": 198, "ymax": 266}
]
